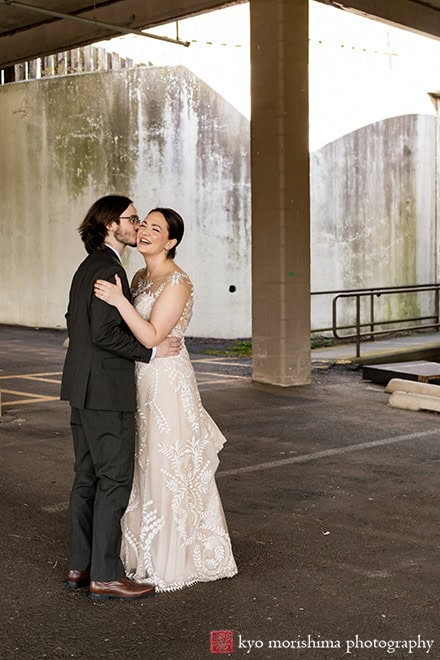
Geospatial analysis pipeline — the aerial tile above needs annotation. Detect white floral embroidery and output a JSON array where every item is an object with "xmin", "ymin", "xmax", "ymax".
[{"xmin": 120, "ymin": 270, "xmax": 237, "ymax": 591}]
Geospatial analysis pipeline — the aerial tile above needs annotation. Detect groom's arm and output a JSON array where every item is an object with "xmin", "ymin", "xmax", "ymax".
[{"xmin": 90, "ymin": 267, "xmax": 152, "ymax": 363}]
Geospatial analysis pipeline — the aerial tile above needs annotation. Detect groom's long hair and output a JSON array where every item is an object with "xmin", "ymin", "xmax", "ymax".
[{"xmin": 79, "ymin": 195, "xmax": 132, "ymax": 253}]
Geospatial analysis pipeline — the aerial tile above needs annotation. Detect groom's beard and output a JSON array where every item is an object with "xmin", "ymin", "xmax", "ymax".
[{"xmin": 113, "ymin": 226, "xmax": 137, "ymax": 248}]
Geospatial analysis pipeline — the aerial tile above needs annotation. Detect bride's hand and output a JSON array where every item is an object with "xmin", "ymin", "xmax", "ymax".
[{"xmin": 94, "ymin": 274, "xmax": 124, "ymax": 307}]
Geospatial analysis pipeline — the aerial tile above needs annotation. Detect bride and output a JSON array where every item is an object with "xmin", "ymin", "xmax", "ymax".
[{"xmin": 94, "ymin": 207, "xmax": 237, "ymax": 592}]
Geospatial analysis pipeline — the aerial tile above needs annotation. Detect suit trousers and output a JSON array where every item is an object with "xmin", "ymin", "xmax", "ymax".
[{"xmin": 68, "ymin": 407, "xmax": 135, "ymax": 581}]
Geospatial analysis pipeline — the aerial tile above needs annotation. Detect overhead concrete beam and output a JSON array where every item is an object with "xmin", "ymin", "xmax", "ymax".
[
  {"xmin": 316, "ymin": 0, "xmax": 440, "ymax": 40},
  {"xmin": 0, "ymin": 0, "xmax": 246, "ymax": 67}
]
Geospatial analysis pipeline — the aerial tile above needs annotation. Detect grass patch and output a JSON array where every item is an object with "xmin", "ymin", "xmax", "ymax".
[
  {"xmin": 205, "ymin": 340, "xmax": 252, "ymax": 357},
  {"xmin": 203, "ymin": 336, "xmax": 340, "ymax": 356},
  {"xmin": 311, "ymin": 334, "xmax": 338, "ymax": 349}
]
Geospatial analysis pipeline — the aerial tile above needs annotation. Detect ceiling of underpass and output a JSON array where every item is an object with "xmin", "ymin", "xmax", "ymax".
[
  {"xmin": 0, "ymin": 0, "xmax": 236, "ymax": 36},
  {"xmin": 0, "ymin": 0, "xmax": 439, "ymax": 68},
  {"xmin": 0, "ymin": 0, "xmax": 244, "ymax": 67},
  {"xmin": 0, "ymin": 1, "xmax": 107, "ymax": 34}
]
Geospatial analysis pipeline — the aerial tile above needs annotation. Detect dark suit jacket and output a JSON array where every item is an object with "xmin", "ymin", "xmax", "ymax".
[{"xmin": 60, "ymin": 246, "xmax": 151, "ymax": 412}]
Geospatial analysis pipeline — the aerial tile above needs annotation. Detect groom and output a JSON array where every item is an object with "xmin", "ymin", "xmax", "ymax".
[{"xmin": 61, "ymin": 195, "xmax": 180, "ymax": 600}]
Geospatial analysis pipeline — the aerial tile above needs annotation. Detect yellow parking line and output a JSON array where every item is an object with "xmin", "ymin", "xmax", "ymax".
[
  {"xmin": 20, "ymin": 376, "xmax": 61, "ymax": 384},
  {"xmin": 1, "ymin": 388, "xmax": 46, "ymax": 397},
  {"xmin": 1, "ymin": 396, "xmax": 59, "ymax": 407},
  {"xmin": 0, "ymin": 371, "xmax": 62, "ymax": 379},
  {"xmin": 0, "ymin": 389, "xmax": 60, "ymax": 406}
]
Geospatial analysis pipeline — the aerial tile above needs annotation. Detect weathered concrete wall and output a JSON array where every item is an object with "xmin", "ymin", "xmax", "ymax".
[
  {"xmin": 310, "ymin": 115, "xmax": 436, "ymax": 334},
  {"xmin": 0, "ymin": 66, "xmax": 251, "ymax": 337},
  {"xmin": 0, "ymin": 66, "xmax": 436, "ymax": 339}
]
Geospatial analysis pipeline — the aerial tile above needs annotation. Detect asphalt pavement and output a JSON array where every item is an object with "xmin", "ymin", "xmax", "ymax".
[{"xmin": 1, "ymin": 325, "xmax": 440, "ymax": 659}]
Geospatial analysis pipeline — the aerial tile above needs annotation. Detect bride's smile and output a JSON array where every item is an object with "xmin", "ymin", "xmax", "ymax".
[{"xmin": 137, "ymin": 211, "xmax": 176, "ymax": 257}]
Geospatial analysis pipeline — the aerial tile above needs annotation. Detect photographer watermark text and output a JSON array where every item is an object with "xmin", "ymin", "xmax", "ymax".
[{"xmin": 210, "ymin": 631, "xmax": 434, "ymax": 654}]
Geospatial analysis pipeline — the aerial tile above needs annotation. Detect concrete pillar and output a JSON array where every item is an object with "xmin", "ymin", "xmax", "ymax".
[{"xmin": 250, "ymin": 0, "xmax": 311, "ymax": 386}]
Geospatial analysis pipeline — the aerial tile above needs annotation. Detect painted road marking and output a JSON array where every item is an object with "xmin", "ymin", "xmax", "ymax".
[
  {"xmin": 0, "ymin": 387, "xmax": 59, "ymax": 407},
  {"xmin": 1, "ymin": 398, "xmax": 59, "ymax": 407},
  {"xmin": 217, "ymin": 429, "xmax": 440, "ymax": 477},
  {"xmin": 0, "ymin": 364, "xmax": 248, "ymax": 409},
  {"xmin": 42, "ymin": 429, "xmax": 440, "ymax": 513},
  {"xmin": 0, "ymin": 374, "xmax": 62, "ymax": 407},
  {"xmin": 196, "ymin": 371, "xmax": 246, "ymax": 380},
  {"xmin": 198, "ymin": 377, "xmax": 249, "ymax": 386},
  {"xmin": 19, "ymin": 376, "xmax": 62, "ymax": 384},
  {"xmin": 192, "ymin": 358, "xmax": 250, "ymax": 368},
  {"xmin": 0, "ymin": 372, "xmax": 62, "ymax": 379}
]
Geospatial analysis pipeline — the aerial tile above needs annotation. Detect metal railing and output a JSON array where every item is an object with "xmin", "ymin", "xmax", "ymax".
[{"xmin": 311, "ymin": 284, "xmax": 440, "ymax": 358}]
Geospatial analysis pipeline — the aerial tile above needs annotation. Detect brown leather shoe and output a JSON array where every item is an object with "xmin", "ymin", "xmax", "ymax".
[
  {"xmin": 88, "ymin": 577, "xmax": 156, "ymax": 601},
  {"xmin": 65, "ymin": 568, "xmax": 90, "ymax": 589}
]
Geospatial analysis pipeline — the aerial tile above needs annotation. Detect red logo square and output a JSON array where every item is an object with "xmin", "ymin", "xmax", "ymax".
[{"xmin": 210, "ymin": 630, "xmax": 234, "ymax": 654}]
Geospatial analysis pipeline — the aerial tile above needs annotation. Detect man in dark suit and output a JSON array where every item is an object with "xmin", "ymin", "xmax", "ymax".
[{"xmin": 61, "ymin": 195, "xmax": 180, "ymax": 601}]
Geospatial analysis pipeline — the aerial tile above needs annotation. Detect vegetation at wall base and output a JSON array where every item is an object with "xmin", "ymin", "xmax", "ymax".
[
  {"xmin": 311, "ymin": 334, "xmax": 339, "ymax": 349},
  {"xmin": 205, "ymin": 340, "xmax": 252, "ymax": 357}
]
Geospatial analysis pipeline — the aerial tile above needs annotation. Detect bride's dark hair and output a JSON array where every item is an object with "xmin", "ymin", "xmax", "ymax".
[
  {"xmin": 149, "ymin": 208, "xmax": 184, "ymax": 259},
  {"xmin": 79, "ymin": 195, "xmax": 132, "ymax": 253}
]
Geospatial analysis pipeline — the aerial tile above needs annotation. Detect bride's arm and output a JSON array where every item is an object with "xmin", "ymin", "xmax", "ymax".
[{"xmin": 94, "ymin": 274, "xmax": 189, "ymax": 348}]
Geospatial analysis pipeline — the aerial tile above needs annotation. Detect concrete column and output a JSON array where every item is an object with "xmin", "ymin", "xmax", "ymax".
[{"xmin": 250, "ymin": 0, "xmax": 311, "ymax": 386}]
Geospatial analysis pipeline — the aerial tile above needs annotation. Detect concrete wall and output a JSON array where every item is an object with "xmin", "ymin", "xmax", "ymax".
[
  {"xmin": 0, "ymin": 66, "xmax": 251, "ymax": 337},
  {"xmin": 310, "ymin": 114, "xmax": 436, "ymax": 334},
  {"xmin": 0, "ymin": 65, "xmax": 437, "ymax": 339},
  {"xmin": 308, "ymin": 3, "xmax": 440, "ymax": 337}
]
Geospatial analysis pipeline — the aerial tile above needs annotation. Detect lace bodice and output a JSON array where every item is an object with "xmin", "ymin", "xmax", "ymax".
[{"xmin": 131, "ymin": 270, "xmax": 194, "ymax": 337}]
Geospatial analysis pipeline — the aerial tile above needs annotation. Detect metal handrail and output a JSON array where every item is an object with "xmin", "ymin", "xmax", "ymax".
[{"xmin": 311, "ymin": 284, "xmax": 440, "ymax": 358}]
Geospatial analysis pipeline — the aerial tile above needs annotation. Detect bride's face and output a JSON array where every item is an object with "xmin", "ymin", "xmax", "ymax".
[{"xmin": 137, "ymin": 211, "xmax": 176, "ymax": 257}]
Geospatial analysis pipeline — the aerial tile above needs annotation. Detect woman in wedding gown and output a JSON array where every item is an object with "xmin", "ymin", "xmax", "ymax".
[{"xmin": 94, "ymin": 207, "xmax": 237, "ymax": 592}]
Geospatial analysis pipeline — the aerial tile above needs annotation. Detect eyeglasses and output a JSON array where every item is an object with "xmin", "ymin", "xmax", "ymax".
[{"xmin": 120, "ymin": 215, "xmax": 140, "ymax": 225}]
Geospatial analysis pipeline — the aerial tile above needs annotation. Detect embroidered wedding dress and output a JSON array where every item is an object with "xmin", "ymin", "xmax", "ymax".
[{"xmin": 120, "ymin": 270, "xmax": 238, "ymax": 591}]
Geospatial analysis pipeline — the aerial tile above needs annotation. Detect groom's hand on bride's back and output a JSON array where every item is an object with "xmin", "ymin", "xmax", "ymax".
[{"xmin": 156, "ymin": 336, "xmax": 182, "ymax": 358}]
